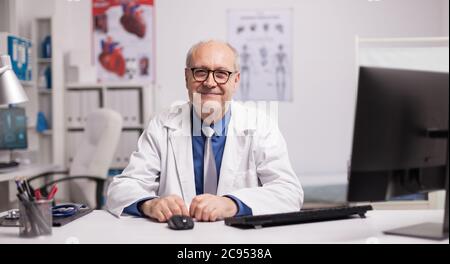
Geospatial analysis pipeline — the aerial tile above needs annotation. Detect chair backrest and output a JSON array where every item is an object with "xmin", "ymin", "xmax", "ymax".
[{"xmin": 69, "ymin": 108, "xmax": 123, "ymax": 208}]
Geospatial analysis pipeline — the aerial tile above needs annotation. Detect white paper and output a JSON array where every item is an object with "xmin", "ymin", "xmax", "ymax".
[{"xmin": 227, "ymin": 9, "xmax": 293, "ymax": 101}]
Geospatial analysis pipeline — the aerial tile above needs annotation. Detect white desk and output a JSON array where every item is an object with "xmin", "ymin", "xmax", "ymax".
[
  {"xmin": 0, "ymin": 164, "xmax": 61, "ymax": 211},
  {"xmin": 0, "ymin": 209, "xmax": 447, "ymax": 244}
]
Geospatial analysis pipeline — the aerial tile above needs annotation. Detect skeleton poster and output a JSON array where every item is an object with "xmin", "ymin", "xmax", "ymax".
[
  {"xmin": 93, "ymin": 0, "xmax": 154, "ymax": 82},
  {"xmin": 227, "ymin": 9, "xmax": 292, "ymax": 101}
]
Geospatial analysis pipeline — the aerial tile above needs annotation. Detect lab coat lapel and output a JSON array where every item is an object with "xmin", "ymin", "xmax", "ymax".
[
  {"xmin": 217, "ymin": 102, "xmax": 254, "ymax": 195},
  {"xmin": 165, "ymin": 103, "xmax": 196, "ymax": 203},
  {"xmin": 217, "ymin": 130, "xmax": 241, "ymax": 195}
]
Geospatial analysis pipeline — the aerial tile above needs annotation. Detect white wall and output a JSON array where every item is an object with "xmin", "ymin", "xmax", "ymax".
[
  {"xmin": 13, "ymin": 0, "xmax": 55, "ymax": 38},
  {"xmin": 444, "ymin": 0, "xmax": 449, "ymax": 35},
  {"xmin": 12, "ymin": 0, "xmax": 448, "ymax": 177},
  {"xmin": 154, "ymin": 0, "xmax": 446, "ymax": 176},
  {"xmin": 0, "ymin": 0, "xmax": 10, "ymax": 32}
]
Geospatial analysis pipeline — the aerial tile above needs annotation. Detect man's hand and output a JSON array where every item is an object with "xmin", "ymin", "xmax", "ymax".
[
  {"xmin": 189, "ymin": 194, "xmax": 238, "ymax": 222},
  {"xmin": 140, "ymin": 195, "xmax": 189, "ymax": 222}
]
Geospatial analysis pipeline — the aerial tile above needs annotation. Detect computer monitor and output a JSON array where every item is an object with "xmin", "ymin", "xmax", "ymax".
[
  {"xmin": 347, "ymin": 66, "xmax": 448, "ymax": 240},
  {"xmin": 0, "ymin": 106, "xmax": 27, "ymax": 151}
]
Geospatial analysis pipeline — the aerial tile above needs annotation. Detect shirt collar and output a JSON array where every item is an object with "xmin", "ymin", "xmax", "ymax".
[{"xmin": 191, "ymin": 106, "xmax": 231, "ymax": 137}]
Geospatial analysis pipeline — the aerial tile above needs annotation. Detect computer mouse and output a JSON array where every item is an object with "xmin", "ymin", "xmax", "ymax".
[{"xmin": 167, "ymin": 215, "xmax": 194, "ymax": 230}]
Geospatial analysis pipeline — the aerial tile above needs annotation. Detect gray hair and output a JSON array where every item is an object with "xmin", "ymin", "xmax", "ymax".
[{"xmin": 185, "ymin": 40, "xmax": 241, "ymax": 72}]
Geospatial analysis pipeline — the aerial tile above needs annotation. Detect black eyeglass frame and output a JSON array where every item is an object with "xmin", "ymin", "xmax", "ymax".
[{"xmin": 189, "ymin": 67, "xmax": 238, "ymax": 84}]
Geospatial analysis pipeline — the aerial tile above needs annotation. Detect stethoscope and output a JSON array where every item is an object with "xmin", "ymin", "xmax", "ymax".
[
  {"xmin": 5, "ymin": 209, "xmax": 20, "ymax": 220},
  {"xmin": 52, "ymin": 203, "xmax": 87, "ymax": 218}
]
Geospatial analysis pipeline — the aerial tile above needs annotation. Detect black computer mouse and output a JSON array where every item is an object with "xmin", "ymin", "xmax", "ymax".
[{"xmin": 167, "ymin": 215, "xmax": 194, "ymax": 230}]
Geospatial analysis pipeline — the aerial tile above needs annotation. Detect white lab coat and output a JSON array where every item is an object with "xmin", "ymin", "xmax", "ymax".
[{"xmin": 106, "ymin": 101, "xmax": 303, "ymax": 217}]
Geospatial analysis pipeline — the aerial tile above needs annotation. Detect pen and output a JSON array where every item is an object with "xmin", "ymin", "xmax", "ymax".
[
  {"xmin": 15, "ymin": 180, "xmax": 25, "ymax": 196},
  {"xmin": 34, "ymin": 189, "xmax": 42, "ymax": 201},
  {"xmin": 47, "ymin": 185, "xmax": 58, "ymax": 200},
  {"xmin": 16, "ymin": 179, "xmax": 32, "ymax": 201},
  {"xmin": 23, "ymin": 180, "xmax": 34, "ymax": 201}
]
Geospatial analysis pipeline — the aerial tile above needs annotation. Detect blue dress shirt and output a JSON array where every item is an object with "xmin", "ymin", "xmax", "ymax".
[
  {"xmin": 191, "ymin": 108, "xmax": 252, "ymax": 217},
  {"xmin": 123, "ymin": 107, "xmax": 252, "ymax": 217}
]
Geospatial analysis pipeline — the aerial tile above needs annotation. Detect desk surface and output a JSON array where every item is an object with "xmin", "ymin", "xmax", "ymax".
[
  {"xmin": 0, "ymin": 163, "xmax": 60, "ymax": 182},
  {"xmin": 0, "ymin": 209, "xmax": 447, "ymax": 244}
]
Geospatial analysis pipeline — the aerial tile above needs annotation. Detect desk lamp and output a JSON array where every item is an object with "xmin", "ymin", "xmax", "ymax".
[
  {"xmin": 0, "ymin": 54, "xmax": 29, "ymax": 168},
  {"xmin": 0, "ymin": 54, "xmax": 29, "ymax": 106}
]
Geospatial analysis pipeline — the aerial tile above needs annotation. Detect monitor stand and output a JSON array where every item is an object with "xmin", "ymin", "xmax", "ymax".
[
  {"xmin": 0, "ymin": 161, "xmax": 19, "ymax": 169},
  {"xmin": 384, "ymin": 135, "xmax": 449, "ymax": 240},
  {"xmin": 0, "ymin": 150, "xmax": 19, "ymax": 169},
  {"xmin": 384, "ymin": 222, "xmax": 448, "ymax": 240}
]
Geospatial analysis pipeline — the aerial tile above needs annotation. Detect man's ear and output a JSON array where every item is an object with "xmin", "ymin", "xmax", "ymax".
[
  {"xmin": 235, "ymin": 71, "xmax": 241, "ymax": 83},
  {"xmin": 233, "ymin": 72, "xmax": 241, "ymax": 91},
  {"xmin": 184, "ymin": 68, "xmax": 189, "ymax": 88}
]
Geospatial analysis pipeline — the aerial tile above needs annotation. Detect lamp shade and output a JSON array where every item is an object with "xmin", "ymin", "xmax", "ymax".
[{"xmin": 0, "ymin": 55, "xmax": 29, "ymax": 106}]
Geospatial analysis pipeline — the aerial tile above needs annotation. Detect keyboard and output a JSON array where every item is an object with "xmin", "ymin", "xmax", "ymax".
[
  {"xmin": 224, "ymin": 205, "xmax": 373, "ymax": 228},
  {"xmin": 0, "ymin": 161, "xmax": 19, "ymax": 169}
]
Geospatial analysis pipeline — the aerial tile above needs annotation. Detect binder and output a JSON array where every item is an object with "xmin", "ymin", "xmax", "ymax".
[
  {"xmin": 66, "ymin": 91, "xmax": 74, "ymax": 126},
  {"xmin": 127, "ymin": 89, "xmax": 140, "ymax": 127},
  {"xmin": 119, "ymin": 90, "xmax": 130, "ymax": 126},
  {"xmin": 81, "ymin": 91, "xmax": 88, "ymax": 126},
  {"xmin": 123, "ymin": 131, "xmax": 139, "ymax": 164},
  {"xmin": 75, "ymin": 92, "xmax": 83, "ymax": 127},
  {"xmin": 66, "ymin": 132, "xmax": 74, "ymax": 164},
  {"xmin": 90, "ymin": 90, "xmax": 100, "ymax": 114},
  {"xmin": 106, "ymin": 90, "xmax": 122, "ymax": 120},
  {"xmin": 113, "ymin": 132, "xmax": 124, "ymax": 168}
]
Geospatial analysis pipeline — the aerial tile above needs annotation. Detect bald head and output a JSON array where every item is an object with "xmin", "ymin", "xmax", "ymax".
[{"xmin": 186, "ymin": 40, "xmax": 240, "ymax": 72}]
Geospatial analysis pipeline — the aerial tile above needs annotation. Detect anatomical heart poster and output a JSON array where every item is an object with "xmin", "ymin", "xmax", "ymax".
[{"xmin": 93, "ymin": 0, "xmax": 154, "ymax": 82}]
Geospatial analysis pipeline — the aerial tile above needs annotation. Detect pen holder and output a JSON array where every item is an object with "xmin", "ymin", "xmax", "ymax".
[{"xmin": 19, "ymin": 199, "xmax": 53, "ymax": 237}]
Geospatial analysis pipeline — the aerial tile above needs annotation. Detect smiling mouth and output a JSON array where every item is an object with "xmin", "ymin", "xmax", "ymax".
[{"xmin": 199, "ymin": 92, "xmax": 222, "ymax": 95}]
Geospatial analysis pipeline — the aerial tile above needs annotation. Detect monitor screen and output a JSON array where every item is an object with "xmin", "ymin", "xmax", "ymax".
[
  {"xmin": 0, "ymin": 107, "xmax": 28, "ymax": 150},
  {"xmin": 347, "ymin": 67, "xmax": 448, "ymax": 202}
]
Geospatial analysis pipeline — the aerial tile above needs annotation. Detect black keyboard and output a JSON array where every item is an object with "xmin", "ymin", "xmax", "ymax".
[
  {"xmin": 225, "ymin": 205, "xmax": 373, "ymax": 228},
  {"xmin": 0, "ymin": 161, "xmax": 19, "ymax": 169}
]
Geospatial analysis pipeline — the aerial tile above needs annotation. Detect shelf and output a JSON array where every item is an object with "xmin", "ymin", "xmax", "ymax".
[
  {"xmin": 68, "ymin": 126, "xmax": 143, "ymax": 131},
  {"xmin": 39, "ymin": 130, "xmax": 52, "ymax": 136},
  {"xmin": 67, "ymin": 86, "xmax": 103, "ymax": 90},
  {"xmin": 38, "ymin": 88, "xmax": 52, "ymax": 94},
  {"xmin": 66, "ymin": 82, "xmax": 146, "ymax": 89},
  {"xmin": 106, "ymin": 84, "xmax": 145, "ymax": 89},
  {"xmin": 66, "ymin": 83, "xmax": 103, "ymax": 89},
  {"xmin": 67, "ymin": 127, "xmax": 85, "ymax": 131},
  {"xmin": 20, "ymin": 81, "xmax": 34, "ymax": 87},
  {"xmin": 38, "ymin": 58, "xmax": 52, "ymax": 64}
]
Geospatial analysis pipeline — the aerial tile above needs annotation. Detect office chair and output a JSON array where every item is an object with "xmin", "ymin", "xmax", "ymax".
[{"xmin": 28, "ymin": 109, "xmax": 123, "ymax": 209}]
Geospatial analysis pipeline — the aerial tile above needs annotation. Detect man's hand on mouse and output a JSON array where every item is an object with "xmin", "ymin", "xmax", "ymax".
[
  {"xmin": 140, "ymin": 195, "xmax": 189, "ymax": 222},
  {"xmin": 189, "ymin": 194, "xmax": 238, "ymax": 222}
]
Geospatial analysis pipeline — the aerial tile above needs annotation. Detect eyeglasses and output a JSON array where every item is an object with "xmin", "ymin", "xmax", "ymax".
[{"xmin": 190, "ymin": 68, "xmax": 236, "ymax": 84}]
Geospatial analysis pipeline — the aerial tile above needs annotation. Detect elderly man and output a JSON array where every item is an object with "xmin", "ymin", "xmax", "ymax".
[{"xmin": 106, "ymin": 40, "xmax": 303, "ymax": 222}]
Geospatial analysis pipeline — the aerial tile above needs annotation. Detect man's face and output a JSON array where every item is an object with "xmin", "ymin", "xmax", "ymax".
[{"xmin": 185, "ymin": 42, "xmax": 240, "ymax": 117}]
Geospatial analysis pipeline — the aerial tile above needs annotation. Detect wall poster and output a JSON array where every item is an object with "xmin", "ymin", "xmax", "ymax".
[
  {"xmin": 93, "ymin": 0, "xmax": 154, "ymax": 82},
  {"xmin": 228, "ymin": 9, "xmax": 292, "ymax": 101}
]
